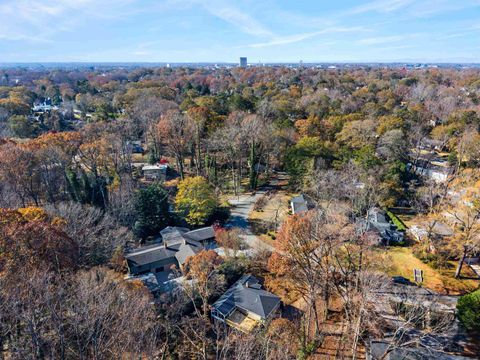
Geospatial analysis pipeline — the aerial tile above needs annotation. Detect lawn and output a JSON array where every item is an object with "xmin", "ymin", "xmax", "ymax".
[
  {"xmin": 384, "ymin": 247, "xmax": 479, "ymax": 295},
  {"xmin": 248, "ymin": 191, "xmax": 292, "ymax": 235},
  {"xmin": 131, "ymin": 153, "xmax": 147, "ymax": 163}
]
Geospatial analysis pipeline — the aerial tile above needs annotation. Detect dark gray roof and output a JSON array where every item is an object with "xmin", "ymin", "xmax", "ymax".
[
  {"xmin": 160, "ymin": 226, "xmax": 215, "ymax": 243},
  {"xmin": 363, "ymin": 208, "xmax": 404, "ymax": 243},
  {"xmin": 369, "ymin": 341, "xmax": 470, "ymax": 360},
  {"xmin": 125, "ymin": 233, "xmax": 203, "ymax": 268},
  {"xmin": 160, "ymin": 226, "xmax": 190, "ymax": 243},
  {"xmin": 291, "ymin": 194, "xmax": 308, "ymax": 214},
  {"xmin": 174, "ymin": 240, "xmax": 203, "ymax": 265},
  {"xmin": 125, "ymin": 244, "xmax": 176, "ymax": 267},
  {"xmin": 184, "ymin": 226, "xmax": 215, "ymax": 242},
  {"xmin": 212, "ymin": 275, "xmax": 281, "ymax": 319},
  {"xmin": 367, "ymin": 208, "xmax": 389, "ymax": 225}
]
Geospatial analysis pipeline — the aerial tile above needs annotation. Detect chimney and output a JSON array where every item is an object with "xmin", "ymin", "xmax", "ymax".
[
  {"xmin": 245, "ymin": 281, "xmax": 250, "ymax": 288},
  {"xmin": 163, "ymin": 241, "xmax": 168, "ymax": 250}
]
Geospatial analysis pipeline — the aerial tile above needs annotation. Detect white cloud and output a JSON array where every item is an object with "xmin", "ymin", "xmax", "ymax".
[
  {"xmin": 357, "ymin": 35, "xmax": 407, "ymax": 45},
  {"xmin": 345, "ymin": 0, "xmax": 480, "ymax": 18},
  {"xmin": 249, "ymin": 26, "xmax": 368, "ymax": 48},
  {"xmin": 406, "ymin": 0, "xmax": 480, "ymax": 17},
  {"xmin": 194, "ymin": 0, "xmax": 273, "ymax": 37},
  {"xmin": 167, "ymin": 0, "xmax": 274, "ymax": 37},
  {"xmin": 0, "ymin": 0, "xmax": 133, "ymax": 42},
  {"xmin": 207, "ymin": 6, "xmax": 273, "ymax": 37},
  {"xmin": 347, "ymin": 0, "xmax": 415, "ymax": 15}
]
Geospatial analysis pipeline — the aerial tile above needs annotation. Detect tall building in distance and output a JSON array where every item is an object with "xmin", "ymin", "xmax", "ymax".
[{"xmin": 239, "ymin": 57, "xmax": 247, "ymax": 68}]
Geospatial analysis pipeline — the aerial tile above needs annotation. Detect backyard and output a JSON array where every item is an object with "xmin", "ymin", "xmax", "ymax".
[{"xmin": 384, "ymin": 247, "xmax": 479, "ymax": 295}]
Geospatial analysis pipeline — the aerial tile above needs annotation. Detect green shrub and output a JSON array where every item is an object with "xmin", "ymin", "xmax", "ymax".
[
  {"xmin": 386, "ymin": 210, "xmax": 407, "ymax": 231},
  {"xmin": 457, "ymin": 289, "xmax": 480, "ymax": 331},
  {"xmin": 297, "ymin": 338, "xmax": 322, "ymax": 360}
]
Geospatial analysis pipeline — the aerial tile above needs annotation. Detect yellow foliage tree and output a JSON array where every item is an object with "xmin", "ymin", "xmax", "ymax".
[{"xmin": 175, "ymin": 176, "xmax": 217, "ymax": 226}]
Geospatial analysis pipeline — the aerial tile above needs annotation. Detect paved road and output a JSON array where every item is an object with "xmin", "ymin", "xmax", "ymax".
[
  {"xmin": 227, "ymin": 193, "xmax": 273, "ymax": 252},
  {"xmin": 224, "ymin": 173, "xmax": 288, "ymax": 252}
]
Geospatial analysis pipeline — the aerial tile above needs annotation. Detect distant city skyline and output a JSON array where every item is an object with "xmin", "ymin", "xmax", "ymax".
[{"xmin": 1, "ymin": 0, "xmax": 480, "ymax": 63}]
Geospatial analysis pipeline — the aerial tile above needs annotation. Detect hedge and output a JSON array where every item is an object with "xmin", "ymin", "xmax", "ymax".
[{"xmin": 386, "ymin": 209, "xmax": 407, "ymax": 231}]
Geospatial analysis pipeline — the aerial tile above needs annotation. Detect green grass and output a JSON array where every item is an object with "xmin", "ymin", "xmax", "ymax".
[{"xmin": 383, "ymin": 247, "xmax": 478, "ymax": 295}]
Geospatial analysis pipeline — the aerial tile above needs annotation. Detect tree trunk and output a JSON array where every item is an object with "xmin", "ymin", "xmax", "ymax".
[
  {"xmin": 232, "ymin": 163, "xmax": 237, "ymax": 196},
  {"xmin": 249, "ymin": 141, "xmax": 257, "ymax": 190},
  {"xmin": 351, "ymin": 305, "xmax": 364, "ymax": 360},
  {"xmin": 0, "ymin": 336, "xmax": 4, "ymax": 360},
  {"xmin": 176, "ymin": 155, "xmax": 185, "ymax": 180},
  {"xmin": 196, "ymin": 128, "xmax": 202, "ymax": 176},
  {"xmin": 313, "ymin": 298, "xmax": 321, "ymax": 337},
  {"xmin": 455, "ymin": 247, "xmax": 468, "ymax": 279},
  {"xmin": 189, "ymin": 144, "xmax": 195, "ymax": 172}
]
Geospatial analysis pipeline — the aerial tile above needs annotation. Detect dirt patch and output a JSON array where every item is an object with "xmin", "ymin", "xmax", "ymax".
[{"xmin": 249, "ymin": 190, "xmax": 293, "ymax": 237}]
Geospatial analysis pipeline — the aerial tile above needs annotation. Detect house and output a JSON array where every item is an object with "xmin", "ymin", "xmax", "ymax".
[
  {"xmin": 127, "ymin": 140, "xmax": 144, "ymax": 154},
  {"xmin": 419, "ymin": 138, "xmax": 445, "ymax": 151},
  {"xmin": 366, "ymin": 282, "xmax": 471, "ymax": 359},
  {"xmin": 367, "ymin": 340, "xmax": 470, "ymax": 360},
  {"xmin": 211, "ymin": 275, "xmax": 281, "ymax": 333},
  {"xmin": 125, "ymin": 226, "xmax": 215, "ymax": 277},
  {"xmin": 125, "ymin": 238, "xmax": 203, "ymax": 277},
  {"xmin": 360, "ymin": 208, "xmax": 404, "ymax": 245},
  {"xmin": 408, "ymin": 146, "xmax": 453, "ymax": 183},
  {"xmin": 410, "ymin": 159, "xmax": 452, "ymax": 183},
  {"xmin": 142, "ymin": 164, "xmax": 167, "ymax": 181},
  {"xmin": 32, "ymin": 98, "xmax": 58, "ymax": 113},
  {"xmin": 290, "ymin": 194, "xmax": 309, "ymax": 215},
  {"xmin": 408, "ymin": 221, "xmax": 453, "ymax": 242}
]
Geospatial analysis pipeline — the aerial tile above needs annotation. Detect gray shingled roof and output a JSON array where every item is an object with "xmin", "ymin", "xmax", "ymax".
[
  {"xmin": 125, "ymin": 244, "xmax": 177, "ymax": 267},
  {"xmin": 369, "ymin": 340, "xmax": 470, "ymax": 360},
  {"xmin": 160, "ymin": 226, "xmax": 215, "ymax": 243},
  {"xmin": 184, "ymin": 226, "xmax": 215, "ymax": 242},
  {"xmin": 174, "ymin": 240, "xmax": 203, "ymax": 265},
  {"xmin": 125, "ymin": 235, "xmax": 203, "ymax": 268},
  {"xmin": 291, "ymin": 194, "xmax": 308, "ymax": 214},
  {"xmin": 126, "ymin": 226, "xmax": 215, "ymax": 271},
  {"xmin": 212, "ymin": 275, "xmax": 281, "ymax": 319},
  {"xmin": 160, "ymin": 226, "xmax": 190, "ymax": 243},
  {"xmin": 367, "ymin": 208, "xmax": 389, "ymax": 226}
]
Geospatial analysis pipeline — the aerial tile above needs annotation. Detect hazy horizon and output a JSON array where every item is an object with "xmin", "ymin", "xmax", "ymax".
[{"xmin": 1, "ymin": 0, "xmax": 480, "ymax": 64}]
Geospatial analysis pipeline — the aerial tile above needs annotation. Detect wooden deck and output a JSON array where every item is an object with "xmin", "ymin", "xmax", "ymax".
[{"xmin": 225, "ymin": 309, "xmax": 259, "ymax": 333}]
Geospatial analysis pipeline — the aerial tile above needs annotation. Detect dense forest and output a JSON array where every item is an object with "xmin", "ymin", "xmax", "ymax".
[{"xmin": 1, "ymin": 65, "xmax": 480, "ymax": 359}]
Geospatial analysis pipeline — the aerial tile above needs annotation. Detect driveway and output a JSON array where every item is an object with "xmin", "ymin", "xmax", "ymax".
[{"xmin": 224, "ymin": 173, "xmax": 288, "ymax": 252}]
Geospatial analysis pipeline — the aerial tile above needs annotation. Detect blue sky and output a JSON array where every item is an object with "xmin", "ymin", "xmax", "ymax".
[{"xmin": 1, "ymin": 0, "xmax": 480, "ymax": 63}]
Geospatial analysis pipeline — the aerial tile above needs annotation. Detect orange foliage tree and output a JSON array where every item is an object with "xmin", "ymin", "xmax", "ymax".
[
  {"xmin": 0, "ymin": 207, "xmax": 78, "ymax": 273},
  {"xmin": 214, "ymin": 227, "xmax": 245, "ymax": 257},
  {"xmin": 268, "ymin": 210, "xmax": 353, "ymax": 338},
  {"xmin": 183, "ymin": 250, "xmax": 225, "ymax": 316}
]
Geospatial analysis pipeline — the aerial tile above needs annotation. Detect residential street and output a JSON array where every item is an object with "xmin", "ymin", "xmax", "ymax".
[
  {"xmin": 227, "ymin": 192, "xmax": 273, "ymax": 252},
  {"xmin": 225, "ymin": 173, "xmax": 288, "ymax": 252}
]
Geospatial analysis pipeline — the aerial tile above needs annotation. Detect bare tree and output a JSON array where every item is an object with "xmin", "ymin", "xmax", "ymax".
[
  {"xmin": 446, "ymin": 191, "xmax": 480, "ymax": 278},
  {"xmin": 45, "ymin": 202, "xmax": 134, "ymax": 267},
  {"xmin": 157, "ymin": 109, "xmax": 193, "ymax": 179},
  {"xmin": 66, "ymin": 267, "xmax": 159, "ymax": 359}
]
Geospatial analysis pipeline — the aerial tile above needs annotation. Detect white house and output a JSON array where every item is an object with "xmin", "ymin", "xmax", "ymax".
[{"xmin": 142, "ymin": 164, "xmax": 167, "ymax": 181}]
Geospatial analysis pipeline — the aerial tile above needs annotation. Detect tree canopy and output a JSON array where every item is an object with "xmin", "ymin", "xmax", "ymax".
[{"xmin": 175, "ymin": 176, "xmax": 217, "ymax": 226}]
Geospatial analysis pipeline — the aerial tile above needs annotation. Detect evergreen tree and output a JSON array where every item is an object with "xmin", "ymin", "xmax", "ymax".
[{"xmin": 133, "ymin": 183, "xmax": 170, "ymax": 239}]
